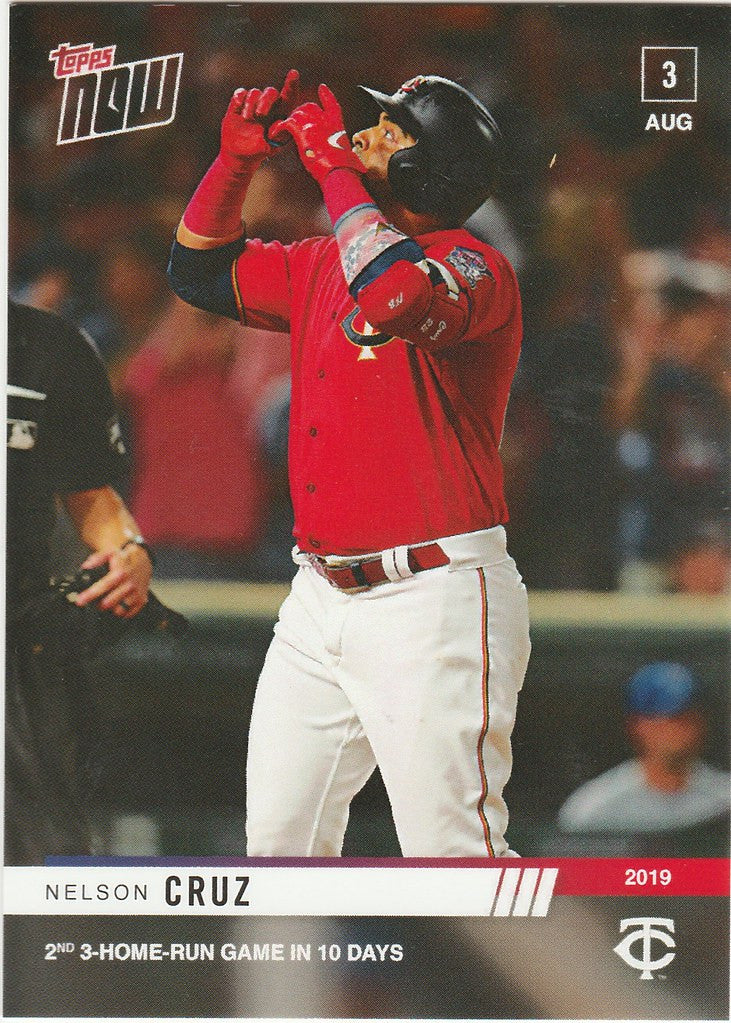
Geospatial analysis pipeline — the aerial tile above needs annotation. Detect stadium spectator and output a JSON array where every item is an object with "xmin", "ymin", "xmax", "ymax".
[
  {"xmin": 122, "ymin": 298, "xmax": 290, "ymax": 579},
  {"xmin": 507, "ymin": 184, "xmax": 629, "ymax": 589},
  {"xmin": 610, "ymin": 272, "xmax": 729, "ymax": 593},
  {"xmin": 253, "ymin": 374, "xmax": 297, "ymax": 581},
  {"xmin": 101, "ymin": 230, "xmax": 171, "ymax": 391},
  {"xmin": 557, "ymin": 662, "xmax": 730, "ymax": 855}
]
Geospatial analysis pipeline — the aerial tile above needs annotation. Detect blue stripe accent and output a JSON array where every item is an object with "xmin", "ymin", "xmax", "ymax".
[
  {"xmin": 46, "ymin": 855, "xmax": 489, "ymax": 866},
  {"xmin": 333, "ymin": 202, "xmax": 379, "ymax": 234},
  {"xmin": 349, "ymin": 238, "xmax": 426, "ymax": 299}
]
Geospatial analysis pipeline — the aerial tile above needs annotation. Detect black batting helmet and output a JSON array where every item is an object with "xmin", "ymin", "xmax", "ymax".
[{"xmin": 358, "ymin": 75, "xmax": 503, "ymax": 226}]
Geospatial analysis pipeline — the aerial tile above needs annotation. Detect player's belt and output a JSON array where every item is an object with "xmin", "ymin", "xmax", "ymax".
[{"xmin": 313, "ymin": 542, "xmax": 450, "ymax": 591}]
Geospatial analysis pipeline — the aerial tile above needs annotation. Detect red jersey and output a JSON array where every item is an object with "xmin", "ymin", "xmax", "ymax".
[{"xmin": 233, "ymin": 229, "xmax": 522, "ymax": 555}]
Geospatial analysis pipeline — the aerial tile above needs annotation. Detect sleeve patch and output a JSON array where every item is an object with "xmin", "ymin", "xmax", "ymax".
[{"xmin": 444, "ymin": 247, "xmax": 495, "ymax": 289}]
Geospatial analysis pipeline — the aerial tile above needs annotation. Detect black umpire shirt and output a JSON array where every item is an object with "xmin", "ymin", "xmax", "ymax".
[
  {"xmin": 6, "ymin": 300, "xmax": 128, "ymax": 864},
  {"xmin": 7, "ymin": 300, "xmax": 127, "ymax": 603}
]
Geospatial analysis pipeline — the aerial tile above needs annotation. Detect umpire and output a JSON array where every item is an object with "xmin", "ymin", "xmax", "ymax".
[{"xmin": 6, "ymin": 299, "xmax": 154, "ymax": 864}]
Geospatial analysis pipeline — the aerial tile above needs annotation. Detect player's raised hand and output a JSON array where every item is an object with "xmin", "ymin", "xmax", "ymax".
[
  {"xmin": 219, "ymin": 86, "xmax": 278, "ymax": 170},
  {"xmin": 269, "ymin": 83, "xmax": 365, "ymax": 186},
  {"xmin": 277, "ymin": 68, "xmax": 301, "ymax": 117},
  {"xmin": 219, "ymin": 70, "xmax": 301, "ymax": 172}
]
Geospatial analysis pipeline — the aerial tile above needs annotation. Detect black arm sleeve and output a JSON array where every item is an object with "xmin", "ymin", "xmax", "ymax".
[{"xmin": 167, "ymin": 236, "xmax": 246, "ymax": 320}]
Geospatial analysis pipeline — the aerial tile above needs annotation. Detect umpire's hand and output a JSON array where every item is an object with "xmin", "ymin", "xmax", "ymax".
[{"xmin": 74, "ymin": 544, "xmax": 153, "ymax": 619}]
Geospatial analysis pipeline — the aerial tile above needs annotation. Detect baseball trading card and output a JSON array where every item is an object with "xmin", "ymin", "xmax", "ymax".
[{"xmin": 3, "ymin": 2, "xmax": 729, "ymax": 1022}]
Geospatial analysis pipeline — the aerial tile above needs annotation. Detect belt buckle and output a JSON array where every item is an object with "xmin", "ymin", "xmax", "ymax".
[
  {"xmin": 309, "ymin": 556, "xmax": 365, "ymax": 592},
  {"xmin": 308, "ymin": 555, "xmax": 330, "ymax": 582}
]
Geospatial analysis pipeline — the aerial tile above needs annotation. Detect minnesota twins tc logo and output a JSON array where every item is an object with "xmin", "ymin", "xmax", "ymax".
[
  {"xmin": 614, "ymin": 918, "xmax": 676, "ymax": 979},
  {"xmin": 340, "ymin": 306, "xmax": 395, "ymax": 361}
]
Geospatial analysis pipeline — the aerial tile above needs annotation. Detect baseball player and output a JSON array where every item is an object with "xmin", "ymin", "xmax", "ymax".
[
  {"xmin": 169, "ymin": 71, "xmax": 531, "ymax": 857},
  {"xmin": 559, "ymin": 662, "xmax": 731, "ymax": 837}
]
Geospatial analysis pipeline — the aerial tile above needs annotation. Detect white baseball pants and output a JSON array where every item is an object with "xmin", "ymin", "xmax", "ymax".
[{"xmin": 246, "ymin": 526, "xmax": 531, "ymax": 857}]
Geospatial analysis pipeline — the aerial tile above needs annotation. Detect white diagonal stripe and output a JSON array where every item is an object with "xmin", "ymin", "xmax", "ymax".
[
  {"xmin": 512, "ymin": 867, "xmax": 540, "ymax": 916},
  {"xmin": 531, "ymin": 867, "xmax": 559, "ymax": 917},
  {"xmin": 7, "ymin": 385, "xmax": 46, "ymax": 400},
  {"xmin": 493, "ymin": 867, "xmax": 521, "ymax": 916}
]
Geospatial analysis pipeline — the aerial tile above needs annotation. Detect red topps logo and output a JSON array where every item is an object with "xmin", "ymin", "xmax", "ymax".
[{"xmin": 49, "ymin": 42, "xmax": 117, "ymax": 78}]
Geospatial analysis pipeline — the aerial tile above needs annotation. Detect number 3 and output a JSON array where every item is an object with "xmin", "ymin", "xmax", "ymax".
[{"xmin": 662, "ymin": 61, "xmax": 677, "ymax": 89}]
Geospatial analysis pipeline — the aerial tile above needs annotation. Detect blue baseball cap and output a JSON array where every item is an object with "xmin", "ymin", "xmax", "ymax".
[{"xmin": 625, "ymin": 662, "xmax": 698, "ymax": 716}]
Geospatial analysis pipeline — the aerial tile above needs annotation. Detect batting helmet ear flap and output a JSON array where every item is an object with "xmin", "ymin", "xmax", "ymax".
[
  {"xmin": 388, "ymin": 145, "xmax": 479, "ymax": 225},
  {"xmin": 387, "ymin": 143, "xmax": 431, "ymax": 214}
]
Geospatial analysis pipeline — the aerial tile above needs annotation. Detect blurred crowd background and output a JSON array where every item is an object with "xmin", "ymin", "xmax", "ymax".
[
  {"xmin": 5, "ymin": 7, "xmax": 729, "ymax": 1017},
  {"xmin": 9, "ymin": 2, "xmax": 730, "ymax": 593}
]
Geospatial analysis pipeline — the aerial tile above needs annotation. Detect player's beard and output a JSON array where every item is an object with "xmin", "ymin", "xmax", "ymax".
[{"xmin": 361, "ymin": 173, "xmax": 401, "ymax": 220}]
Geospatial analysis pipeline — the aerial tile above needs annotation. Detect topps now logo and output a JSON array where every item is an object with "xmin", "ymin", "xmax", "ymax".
[{"xmin": 49, "ymin": 42, "xmax": 183, "ymax": 145}]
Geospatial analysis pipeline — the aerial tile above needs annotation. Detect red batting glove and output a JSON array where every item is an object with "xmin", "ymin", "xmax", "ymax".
[
  {"xmin": 269, "ymin": 84, "xmax": 365, "ymax": 186},
  {"xmin": 182, "ymin": 71, "xmax": 300, "ymax": 237},
  {"xmin": 219, "ymin": 69, "xmax": 300, "ymax": 173}
]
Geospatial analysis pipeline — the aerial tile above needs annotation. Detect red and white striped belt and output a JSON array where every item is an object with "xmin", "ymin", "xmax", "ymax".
[{"xmin": 311, "ymin": 542, "xmax": 450, "ymax": 591}]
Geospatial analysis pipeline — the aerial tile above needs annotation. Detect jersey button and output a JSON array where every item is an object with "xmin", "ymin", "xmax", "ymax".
[
  {"xmin": 309, "ymin": 537, "xmax": 321, "ymax": 548},
  {"xmin": 318, "ymin": 369, "xmax": 325, "ymax": 379},
  {"xmin": 309, "ymin": 427, "xmax": 318, "ymax": 437},
  {"xmin": 306, "ymin": 482, "xmax": 316, "ymax": 493}
]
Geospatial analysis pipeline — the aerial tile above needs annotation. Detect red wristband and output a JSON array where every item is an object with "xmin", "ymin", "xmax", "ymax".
[
  {"xmin": 321, "ymin": 168, "xmax": 375, "ymax": 226},
  {"xmin": 182, "ymin": 155, "xmax": 254, "ymax": 238}
]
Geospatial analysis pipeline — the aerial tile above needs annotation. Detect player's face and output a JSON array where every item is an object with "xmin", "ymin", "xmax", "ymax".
[
  {"xmin": 351, "ymin": 112, "xmax": 416, "ymax": 183},
  {"xmin": 629, "ymin": 710, "xmax": 706, "ymax": 766}
]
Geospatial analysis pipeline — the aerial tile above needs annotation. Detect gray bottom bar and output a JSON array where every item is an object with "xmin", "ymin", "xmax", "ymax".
[{"xmin": 4, "ymin": 897, "xmax": 728, "ymax": 1020}]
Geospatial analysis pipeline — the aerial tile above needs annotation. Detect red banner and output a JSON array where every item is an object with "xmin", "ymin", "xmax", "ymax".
[
  {"xmin": 548, "ymin": 857, "xmax": 730, "ymax": 896},
  {"xmin": 326, "ymin": 856, "xmax": 730, "ymax": 896}
]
